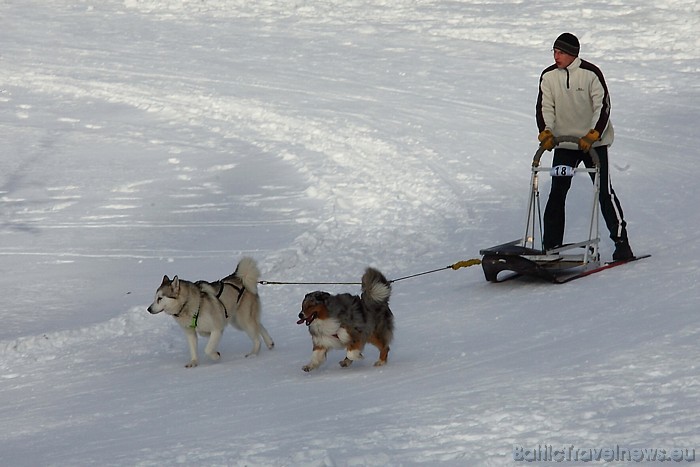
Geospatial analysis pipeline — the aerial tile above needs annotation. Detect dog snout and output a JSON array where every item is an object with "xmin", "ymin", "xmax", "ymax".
[{"xmin": 297, "ymin": 310, "xmax": 310, "ymax": 325}]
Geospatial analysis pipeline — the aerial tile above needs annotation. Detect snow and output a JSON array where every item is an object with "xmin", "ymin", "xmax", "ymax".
[{"xmin": 1, "ymin": 0, "xmax": 699, "ymax": 465}]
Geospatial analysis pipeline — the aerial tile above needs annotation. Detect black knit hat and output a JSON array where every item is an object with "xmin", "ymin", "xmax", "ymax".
[{"xmin": 553, "ymin": 33, "xmax": 580, "ymax": 57}]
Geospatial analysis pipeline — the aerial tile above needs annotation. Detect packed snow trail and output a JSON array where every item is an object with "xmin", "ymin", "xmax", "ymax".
[{"xmin": 1, "ymin": 0, "xmax": 700, "ymax": 466}]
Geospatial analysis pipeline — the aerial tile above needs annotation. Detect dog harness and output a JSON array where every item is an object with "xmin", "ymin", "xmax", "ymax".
[
  {"xmin": 185, "ymin": 280, "xmax": 247, "ymax": 328},
  {"xmin": 214, "ymin": 281, "xmax": 246, "ymax": 319},
  {"xmin": 171, "ymin": 297, "xmax": 202, "ymax": 329}
]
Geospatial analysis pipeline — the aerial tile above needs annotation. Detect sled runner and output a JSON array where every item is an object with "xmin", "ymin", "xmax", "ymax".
[{"xmin": 480, "ymin": 136, "xmax": 604, "ymax": 283}]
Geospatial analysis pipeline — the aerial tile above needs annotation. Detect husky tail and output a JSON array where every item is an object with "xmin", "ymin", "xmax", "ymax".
[
  {"xmin": 361, "ymin": 267, "xmax": 391, "ymax": 306},
  {"xmin": 234, "ymin": 256, "xmax": 260, "ymax": 295}
]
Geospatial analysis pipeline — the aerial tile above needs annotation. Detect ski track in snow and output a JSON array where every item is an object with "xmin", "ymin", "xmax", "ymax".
[{"xmin": 1, "ymin": 0, "xmax": 700, "ymax": 465}]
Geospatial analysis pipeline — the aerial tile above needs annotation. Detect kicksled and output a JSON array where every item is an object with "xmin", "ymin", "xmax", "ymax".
[{"xmin": 479, "ymin": 136, "xmax": 648, "ymax": 284}]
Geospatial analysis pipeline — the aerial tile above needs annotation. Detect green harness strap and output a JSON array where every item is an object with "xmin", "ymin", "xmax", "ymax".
[{"xmin": 189, "ymin": 312, "xmax": 199, "ymax": 329}]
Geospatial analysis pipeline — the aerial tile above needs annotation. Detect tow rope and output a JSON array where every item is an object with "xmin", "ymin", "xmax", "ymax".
[{"xmin": 258, "ymin": 258, "xmax": 481, "ymax": 286}]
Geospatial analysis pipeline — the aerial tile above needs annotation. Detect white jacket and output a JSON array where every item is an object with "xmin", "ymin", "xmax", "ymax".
[{"xmin": 536, "ymin": 57, "xmax": 614, "ymax": 150}]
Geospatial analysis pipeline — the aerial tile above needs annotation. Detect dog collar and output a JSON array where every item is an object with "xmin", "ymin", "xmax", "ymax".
[{"xmin": 173, "ymin": 298, "xmax": 189, "ymax": 318}]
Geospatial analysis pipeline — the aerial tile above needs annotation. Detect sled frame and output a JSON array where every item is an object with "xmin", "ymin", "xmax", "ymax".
[{"xmin": 480, "ymin": 136, "xmax": 602, "ymax": 282}]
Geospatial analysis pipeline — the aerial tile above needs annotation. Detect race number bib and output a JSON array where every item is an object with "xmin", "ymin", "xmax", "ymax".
[{"xmin": 550, "ymin": 165, "xmax": 575, "ymax": 177}]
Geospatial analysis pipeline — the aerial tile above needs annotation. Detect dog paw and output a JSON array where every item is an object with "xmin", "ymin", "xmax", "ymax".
[
  {"xmin": 346, "ymin": 350, "xmax": 364, "ymax": 361},
  {"xmin": 302, "ymin": 364, "xmax": 313, "ymax": 372},
  {"xmin": 185, "ymin": 360, "xmax": 199, "ymax": 368},
  {"xmin": 339, "ymin": 358, "xmax": 353, "ymax": 368},
  {"xmin": 373, "ymin": 360, "xmax": 387, "ymax": 367},
  {"xmin": 208, "ymin": 351, "xmax": 221, "ymax": 362}
]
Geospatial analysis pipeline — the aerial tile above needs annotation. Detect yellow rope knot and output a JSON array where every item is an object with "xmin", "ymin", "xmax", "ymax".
[{"xmin": 451, "ymin": 258, "xmax": 482, "ymax": 270}]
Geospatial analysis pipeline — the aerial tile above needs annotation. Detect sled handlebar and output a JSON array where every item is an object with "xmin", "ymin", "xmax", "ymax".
[{"xmin": 533, "ymin": 135, "xmax": 600, "ymax": 168}]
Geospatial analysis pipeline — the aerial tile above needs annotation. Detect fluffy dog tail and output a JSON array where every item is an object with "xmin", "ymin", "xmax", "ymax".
[
  {"xmin": 361, "ymin": 267, "xmax": 391, "ymax": 305},
  {"xmin": 234, "ymin": 257, "xmax": 260, "ymax": 295}
]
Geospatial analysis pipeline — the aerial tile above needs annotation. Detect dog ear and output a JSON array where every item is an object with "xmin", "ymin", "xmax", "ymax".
[
  {"xmin": 302, "ymin": 291, "xmax": 328, "ymax": 307},
  {"xmin": 160, "ymin": 275, "xmax": 170, "ymax": 286},
  {"xmin": 314, "ymin": 291, "xmax": 330, "ymax": 303},
  {"xmin": 171, "ymin": 275, "xmax": 180, "ymax": 293}
]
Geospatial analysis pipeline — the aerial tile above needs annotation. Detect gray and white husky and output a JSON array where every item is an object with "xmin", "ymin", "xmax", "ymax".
[{"xmin": 147, "ymin": 257, "xmax": 274, "ymax": 368}]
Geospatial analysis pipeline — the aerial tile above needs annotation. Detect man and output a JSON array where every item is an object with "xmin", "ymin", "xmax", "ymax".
[{"xmin": 536, "ymin": 32, "xmax": 634, "ymax": 261}]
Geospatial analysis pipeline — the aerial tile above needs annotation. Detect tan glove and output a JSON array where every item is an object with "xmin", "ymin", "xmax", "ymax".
[
  {"xmin": 538, "ymin": 130, "xmax": 555, "ymax": 151},
  {"xmin": 578, "ymin": 129, "xmax": 600, "ymax": 152}
]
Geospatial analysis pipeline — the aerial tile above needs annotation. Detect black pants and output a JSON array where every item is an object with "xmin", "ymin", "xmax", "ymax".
[{"xmin": 543, "ymin": 146, "xmax": 628, "ymax": 249}]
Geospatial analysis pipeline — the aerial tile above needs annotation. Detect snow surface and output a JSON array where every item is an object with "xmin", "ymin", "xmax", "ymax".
[{"xmin": 1, "ymin": 0, "xmax": 699, "ymax": 465}]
